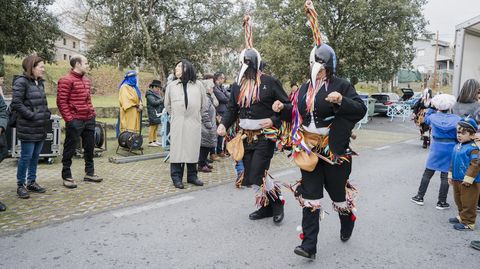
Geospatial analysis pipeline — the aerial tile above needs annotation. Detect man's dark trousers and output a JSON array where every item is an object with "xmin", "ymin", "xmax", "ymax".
[{"xmin": 62, "ymin": 118, "xmax": 95, "ymax": 179}]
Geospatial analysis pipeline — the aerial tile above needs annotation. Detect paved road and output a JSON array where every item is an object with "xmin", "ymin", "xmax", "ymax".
[
  {"xmin": 1, "ymin": 135, "xmax": 479, "ymax": 268},
  {"xmin": 363, "ymin": 114, "xmax": 419, "ymax": 134}
]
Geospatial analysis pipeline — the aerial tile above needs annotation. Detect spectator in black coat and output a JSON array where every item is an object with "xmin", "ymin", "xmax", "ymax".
[
  {"xmin": 212, "ymin": 72, "xmax": 229, "ymax": 158},
  {"xmin": 0, "ymin": 94, "xmax": 7, "ymax": 211},
  {"xmin": 11, "ymin": 55, "xmax": 50, "ymax": 199},
  {"xmin": 146, "ymin": 80, "xmax": 164, "ymax": 147}
]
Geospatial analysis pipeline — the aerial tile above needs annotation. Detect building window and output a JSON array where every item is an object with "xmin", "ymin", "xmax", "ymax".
[
  {"xmin": 73, "ymin": 41, "xmax": 76, "ymax": 49},
  {"xmin": 417, "ymin": 49, "xmax": 425, "ymax": 57},
  {"xmin": 63, "ymin": 54, "xmax": 67, "ymax": 60},
  {"xmin": 63, "ymin": 38, "xmax": 66, "ymax": 45}
]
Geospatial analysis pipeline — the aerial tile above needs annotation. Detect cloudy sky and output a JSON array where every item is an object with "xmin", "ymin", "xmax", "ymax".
[
  {"xmin": 423, "ymin": 0, "xmax": 480, "ymax": 42},
  {"xmin": 52, "ymin": 0, "xmax": 480, "ymax": 43}
]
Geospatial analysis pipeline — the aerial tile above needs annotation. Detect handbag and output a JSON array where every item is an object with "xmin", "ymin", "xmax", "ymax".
[
  {"xmin": 293, "ymin": 149, "xmax": 318, "ymax": 172},
  {"xmin": 292, "ymin": 130, "xmax": 325, "ymax": 172},
  {"xmin": 226, "ymin": 132, "xmax": 245, "ymax": 161}
]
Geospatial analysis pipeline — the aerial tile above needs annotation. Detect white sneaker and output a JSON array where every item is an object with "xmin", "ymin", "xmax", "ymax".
[
  {"xmin": 155, "ymin": 141, "xmax": 163, "ymax": 146},
  {"xmin": 148, "ymin": 142, "xmax": 160, "ymax": 147}
]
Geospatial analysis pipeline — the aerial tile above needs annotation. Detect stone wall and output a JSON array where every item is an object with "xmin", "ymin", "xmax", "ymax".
[{"xmin": 49, "ymin": 107, "xmax": 120, "ymax": 118}]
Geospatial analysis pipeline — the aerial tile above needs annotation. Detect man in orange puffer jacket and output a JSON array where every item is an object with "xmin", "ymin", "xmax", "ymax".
[{"xmin": 57, "ymin": 55, "xmax": 102, "ymax": 189}]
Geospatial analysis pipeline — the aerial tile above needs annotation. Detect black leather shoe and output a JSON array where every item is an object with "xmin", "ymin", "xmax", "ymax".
[
  {"xmin": 0, "ymin": 201, "xmax": 6, "ymax": 211},
  {"xmin": 273, "ymin": 212, "xmax": 284, "ymax": 223},
  {"xmin": 17, "ymin": 186, "xmax": 30, "ymax": 199},
  {"xmin": 27, "ymin": 182, "xmax": 46, "ymax": 193},
  {"xmin": 294, "ymin": 246, "xmax": 316, "ymax": 260},
  {"xmin": 173, "ymin": 181, "xmax": 184, "ymax": 189},
  {"xmin": 272, "ymin": 201, "xmax": 284, "ymax": 224},
  {"xmin": 249, "ymin": 206, "xmax": 273, "ymax": 220},
  {"xmin": 187, "ymin": 178, "xmax": 204, "ymax": 186}
]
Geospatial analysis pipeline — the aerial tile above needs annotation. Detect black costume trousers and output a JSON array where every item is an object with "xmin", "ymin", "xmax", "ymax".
[
  {"xmin": 298, "ymin": 160, "xmax": 352, "ymax": 254},
  {"xmin": 242, "ymin": 137, "xmax": 275, "ymax": 187},
  {"xmin": 62, "ymin": 118, "xmax": 95, "ymax": 179},
  {"xmin": 297, "ymin": 160, "xmax": 352, "ymax": 201}
]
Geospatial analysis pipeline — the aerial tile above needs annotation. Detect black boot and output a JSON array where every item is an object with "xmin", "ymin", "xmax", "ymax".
[
  {"xmin": 170, "ymin": 163, "xmax": 185, "ymax": 189},
  {"xmin": 422, "ymin": 136, "xmax": 428, "ymax": 149},
  {"xmin": 296, "ymin": 207, "xmax": 319, "ymax": 258},
  {"xmin": 339, "ymin": 212, "xmax": 355, "ymax": 242},
  {"xmin": 186, "ymin": 163, "xmax": 203, "ymax": 186},
  {"xmin": 271, "ymin": 196, "xmax": 284, "ymax": 224},
  {"xmin": 249, "ymin": 204, "xmax": 273, "ymax": 220},
  {"xmin": 0, "ymin": 201, "xmax": 6, "ymax": 211}
]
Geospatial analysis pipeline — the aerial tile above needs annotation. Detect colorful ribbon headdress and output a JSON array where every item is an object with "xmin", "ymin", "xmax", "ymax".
[{"xmin": 237, "ymin": 14, "xmax": 262, "ymax": 108}]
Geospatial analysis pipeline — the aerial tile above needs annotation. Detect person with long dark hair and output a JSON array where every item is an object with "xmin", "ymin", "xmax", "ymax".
[
  {"xmin": 452, "ymin": 79, "xmax": 480, "ymax": 117},
  {"xmin": 165, "ymin": 60, "xmax": 207, "ymax": 189},
  {"xmin": 217, "ymin": 15, "xmax": 290, "ymax": 224},
  {"xmin": 11, "ymin": 55, "xmax": 51, "ymax": 199},
  {"xmin": 272, "ymin": 1, "xmax": 366, "ymax": 259}
]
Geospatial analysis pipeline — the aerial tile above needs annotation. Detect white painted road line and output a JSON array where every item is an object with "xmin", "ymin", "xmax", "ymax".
[
  {"xmin": 112, "ymin": 195, "xmax": 195, "ymax": 218},
  {"xmin": 374, "ymin": 145, "xmax": 391, "ymax": 151}
]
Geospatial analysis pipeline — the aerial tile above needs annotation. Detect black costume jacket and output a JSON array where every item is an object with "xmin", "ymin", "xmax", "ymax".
[
  {"xmin": 281, "ymin": 76, "xmax": 366, "ymax": 155},
  {"xmin": 222, "ymin": 74, "xmax": 290, "ymax": 129}
]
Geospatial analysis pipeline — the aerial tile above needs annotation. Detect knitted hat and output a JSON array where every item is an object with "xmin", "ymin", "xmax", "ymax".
[{"xmin": 430, "ymin": 94, "xmax": 456, "ymax": 111}]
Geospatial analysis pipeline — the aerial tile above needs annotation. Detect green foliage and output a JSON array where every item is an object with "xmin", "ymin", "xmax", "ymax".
[
  {"xmin": 85, "ymin": 0, "xmax": 244, "ymax": 80},
  {"xmin": 0, "ymin": 0, "xmax": 61, "ymax": 61},
  {"xmin": 3, "ymin": 55, "xmax": 155, "ymax": 98},
  {"xmin": 254, "ymin": 0, "xmax": 426, "ymax": 83}
]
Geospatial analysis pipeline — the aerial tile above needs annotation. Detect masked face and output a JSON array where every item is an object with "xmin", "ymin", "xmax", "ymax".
[
  {"xmin": 237, "ymin": 48, "xmax": 261, "ymax": 84},
  {"xmin": 309, "ymin": 44, "xmax": 336, "ymax": 88}
]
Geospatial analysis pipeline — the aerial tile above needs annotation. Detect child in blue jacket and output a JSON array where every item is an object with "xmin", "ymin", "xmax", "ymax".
[
  {"xmin": 448, "ymin": 118, "xmax": 480, "ymax": 230},
  {"xmin": 411, "ymin": 94, "xmax": 460, "ymax": 209}
]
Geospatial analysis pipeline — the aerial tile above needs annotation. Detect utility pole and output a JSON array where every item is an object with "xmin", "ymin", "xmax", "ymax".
[{"xmin": 432, "ymin": 31, "xmax": 439, "ymax": 92}]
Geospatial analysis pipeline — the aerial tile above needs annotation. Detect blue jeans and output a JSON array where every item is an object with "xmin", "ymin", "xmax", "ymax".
[
  {"xmin": 17, "ymin": 141, "xmax": 44, "ymax": 186},
  {"xmin": 235, "ymin": 160, "xmax": 244, "ymax": 176}
]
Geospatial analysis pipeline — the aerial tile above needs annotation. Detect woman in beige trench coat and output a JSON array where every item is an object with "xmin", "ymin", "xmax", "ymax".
[{"xmin": 165, "ymin": 59, "xmax": 208, "ymax": 189}]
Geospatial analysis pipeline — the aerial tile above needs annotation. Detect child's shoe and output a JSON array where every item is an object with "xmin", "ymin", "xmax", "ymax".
[
  {"xmin": 435, "ymin": 201, "xmax": 450, "ymax": 210},
  {"xmin": 453, "ymin": 223, "xmax": 473, "ymax": 231},
  {"xmin": 449, "ymin": 217, "xmax": 460, "ymax": 224},
  {"xmin": 410, "ymin": 195, "xmax": 424, "ymax": 205}
]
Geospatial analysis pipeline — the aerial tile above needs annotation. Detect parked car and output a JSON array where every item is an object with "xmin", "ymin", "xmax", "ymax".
[
  {"xmin": 405, "ymin": 92, "xmax": 422, "ymax": 108},
  {"xmin": 371, "ymin": 93, "xmax": 400, "ymax": 114},
  {"xmin": 400, "ymin": 88, "xmax": 414, "ymax": 101}
]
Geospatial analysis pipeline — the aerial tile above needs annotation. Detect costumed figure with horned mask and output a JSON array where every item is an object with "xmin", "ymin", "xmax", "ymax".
[
  {"xmin": 217, "ymin": 15, "xmax": 291, "ymax": 224},
  {"xmin": 272, "ymin": 1, "xmax": 366, "ymax": 259}
]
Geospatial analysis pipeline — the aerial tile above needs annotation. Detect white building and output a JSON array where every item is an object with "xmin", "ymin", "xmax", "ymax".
[
  {"xmin": 410, "ymin": 33, "xmax": 454, "ymax": 87},
  {"xmin": 54, "ymin": 31, "xmax": 83, "ymax": 62}
]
